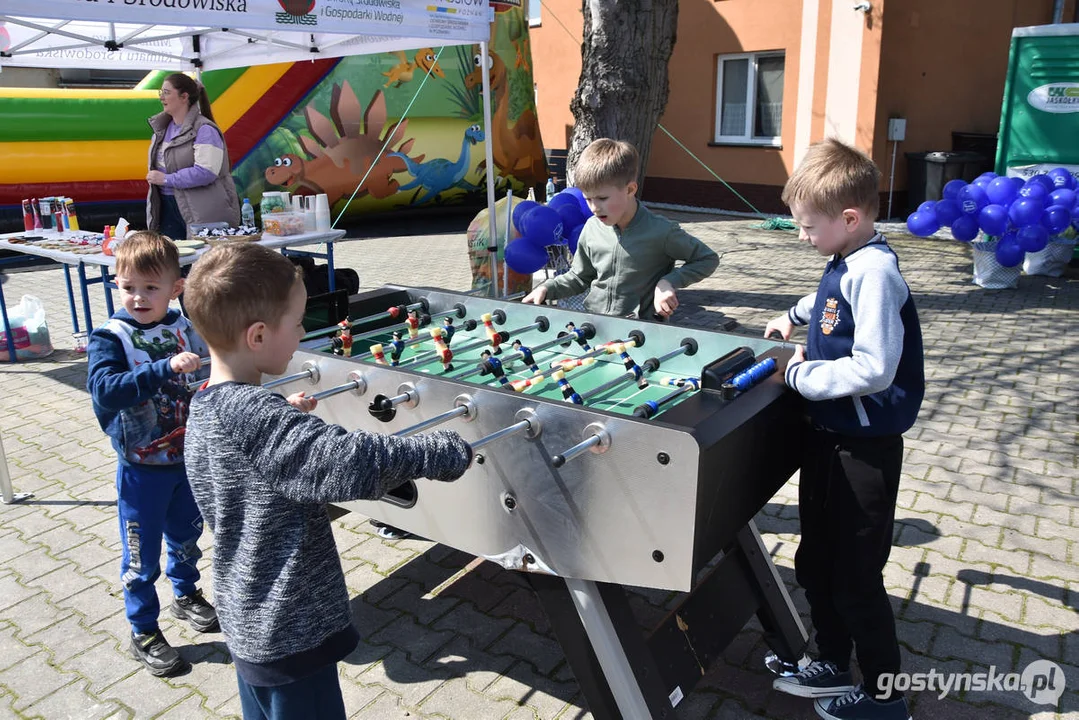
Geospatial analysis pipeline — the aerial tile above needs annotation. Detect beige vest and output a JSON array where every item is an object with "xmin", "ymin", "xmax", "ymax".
[{"xmin": 146, "ymin": 106, "xmax": 240, "ymax": 235}]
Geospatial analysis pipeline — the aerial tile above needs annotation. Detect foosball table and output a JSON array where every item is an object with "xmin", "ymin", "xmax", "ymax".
[{"xmin": 270, "ymin": 286, "xmax": 810, "ymax": 719}]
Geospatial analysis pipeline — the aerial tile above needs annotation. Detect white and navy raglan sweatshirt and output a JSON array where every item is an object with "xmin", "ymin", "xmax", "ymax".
[
  {"xmin": 784, "ymin": 236, "xmax": 924, "ymax": 437},
  {"xmin": 184, "ymin": 382, "xmax": 471, "ymax": 685}
]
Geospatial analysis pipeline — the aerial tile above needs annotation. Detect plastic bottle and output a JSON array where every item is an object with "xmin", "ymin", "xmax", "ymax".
[
  {"xmin": 241, "ymin": 198, "xmax": 255, "ymax": 228},
  {"xmin": 546, "ymin": 177, "xmax": 557, "ymax": 203}
]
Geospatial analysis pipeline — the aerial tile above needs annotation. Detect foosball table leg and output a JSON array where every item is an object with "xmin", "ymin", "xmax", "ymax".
[{"xmin": 527, "ymin": 574, "xmax": 680, "ymax": 720}]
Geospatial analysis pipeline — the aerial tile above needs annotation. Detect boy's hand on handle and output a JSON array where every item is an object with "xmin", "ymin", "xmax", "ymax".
[
  {"xmin": 286, "ymin": 392, "xmax": 318, "ymax": 413},
  {"xmin": 764, "ymin": 315, "xmax": 794, "ymax": 340},
  {"xmin": 791, "ymin": 344, "xmax": 805, "ymax": 364},
  {"xmin": 170, "ymin": 352, "xmax": 202, "ymax": 374},
  {"xmin": 653, "ymin": 279, "xmax": 678, "ymax": 318},
  {"xmin": 521, "ymin": 286, "xmax": 548, "ymax": 305}
]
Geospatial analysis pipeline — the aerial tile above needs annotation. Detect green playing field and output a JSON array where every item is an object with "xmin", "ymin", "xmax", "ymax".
[{"xmin": 327, "ymin": 320, "xmax": 698, "ymax": 419}]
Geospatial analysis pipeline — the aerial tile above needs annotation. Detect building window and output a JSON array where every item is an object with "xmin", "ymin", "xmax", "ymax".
[
  {"xmin": 528, "ymin": 0, "xmax": 541, "ymax": 27},
  {"xmin": 714, "ymin": 52, "xmax": 784, "ymax": 146}
]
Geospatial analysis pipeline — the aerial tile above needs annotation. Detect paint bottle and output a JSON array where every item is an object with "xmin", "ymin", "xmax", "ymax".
[
  {"xmin": 64, "ymin": 198, "xmax": 81, "ymax": 232},
  {"xmin": 22, "ymin": 200, "xmax": 34, "ymax": 232},
  {"xmin": 31, "ymin": 199, "xmax": 42, "ymax": 230}
]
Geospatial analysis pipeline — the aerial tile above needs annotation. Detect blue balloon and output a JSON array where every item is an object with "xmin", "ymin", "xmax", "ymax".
[
  {"xmin": 973, "ymin": 176, "xmax": 993, "ymax": 190},
  {"xmin": 563, "ymin": 186, "xmax": 593, "ymax": 217},
  {"xmin": 1008, "ymin": 197, "xmax": 1045, "ymax": 227},
  {"xmin": 986, "ymin": 176, "xmax": 1018, "ymax": 206},
  {"xmin": 504, "ymin": 237, "xmax": 549, "ymax": 274},
  {"xmin": 511, "ymin": 200, "xmax": 539, "ymax": 234},
  {"xmin": 1030, "ymin": 174, "xmax": 1057, "ymax": 193},
  {"xmin": 906, "ymin": 211, "xmax": 940, "ymax": 237},
  {"xmin": 950, "ymin": 215, "xmax": 980, "ymax": 242},
  {"xmin": 976, "ymin": 172, "xmax": 999, "ymax": 181},
  {"xmin": 1048, "ymin": 188, "xmax": 1076, "ymax": 209},
  {"xmin": 957, "ymin": 184, "xmax": 989, "ymax": 215},
  {"xmin": 547, "ymin": 192, "xmax": 578, "ymax": 212},
  {"xmin": 1017, "ymin": 225, "xmax": 1049, "ymax": 253},
  {"xmin": 995, "ymin": 235, "xmax": 1025, "ymax": 267},
  {"xmin": 1010, "ymin": 176, "xmax": 1027, "ymax": 194},
  {"xmin": 566, "ymin": 223, "xmax": 584, "ymax": 254},
  {"xmin": 977, "ymin": 204, "xmax": 1008, "ymax": 236},
  {"xmin": 1019, "ymin": 181, "xmax": 1048, "ymax": 202},
  {"xmin": 554, "ymin": 202, "xmax": 586, "ymax": 234},
  {"xmin": 1041, "ymin": 204, "xmax": 1072, "ymax": 235},
  {"xmin": 933, "ymin": 198, "xmax": 962, "ymax": 225},
  {"xmin": 1047, "ymin": 167, "xmax": 1076, "ymax": 190},
  {"xmin": 942, "ymin": 179, "xmax": 967, "ymax": 200},
  {"xmin": 917, "ymin": 201, "xmax": 937, "ymax": 213},
  {"xmin": 520, "ymin": 205, "xmax": 563, "ymax": 248}
]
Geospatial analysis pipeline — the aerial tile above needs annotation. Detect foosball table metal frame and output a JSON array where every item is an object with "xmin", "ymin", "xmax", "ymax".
[{"xmin": 278, "ymin": 286, "xmax": 810, "ymax": 719}]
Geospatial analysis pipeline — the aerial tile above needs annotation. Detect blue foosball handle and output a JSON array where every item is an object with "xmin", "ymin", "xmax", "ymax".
[{"xmin": 727, "ymin": 357, "xmax": 777, "ymax": 392}]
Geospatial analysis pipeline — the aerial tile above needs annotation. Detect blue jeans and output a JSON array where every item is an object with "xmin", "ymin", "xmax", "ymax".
[
  {"xmin": 237, "ymin": 663, "xmax": 347, "ymax": 720},
  {"xmin": 158, "ymin": 193, "xmax": 187, "ymax": 241},
  {"xmin": 116, "ymin": 463, "xmax": 203, "ymax": 634}
]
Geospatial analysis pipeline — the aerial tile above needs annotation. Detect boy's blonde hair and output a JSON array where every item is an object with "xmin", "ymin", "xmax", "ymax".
[
  {"xmin": 184, "ymin": 243, "xmax": 303, "ymax": 352},
  {"xmin": 114, "ymin": 231, "xmax": 181, "ymax": 279},
  {"xmin": 573, "ymin": 138, "xmax": 640, "ymax": 191},
  {"xmin": 782, "ymin": 138, "xmax": 881, "ymax": 218}
]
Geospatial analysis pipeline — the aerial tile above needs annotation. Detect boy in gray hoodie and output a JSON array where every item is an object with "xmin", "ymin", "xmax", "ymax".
[{"xmin": 183, "ymin": 243, "xmax": 471, "ymax": 719}]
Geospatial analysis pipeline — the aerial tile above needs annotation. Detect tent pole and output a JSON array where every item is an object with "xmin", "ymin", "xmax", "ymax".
[{"xmin": 480, "ymin": 40, "xmax": 499, "ymax": 298}]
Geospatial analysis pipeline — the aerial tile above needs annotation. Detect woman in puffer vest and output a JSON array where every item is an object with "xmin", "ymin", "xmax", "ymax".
[{"xmin": 146, "ymin": 73, "xmax": 240, "ymax": 240}]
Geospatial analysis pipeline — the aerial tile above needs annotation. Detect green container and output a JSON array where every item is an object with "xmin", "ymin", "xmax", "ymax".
[{"xmin": 996, "ymin": 24, "xmax": 1079, "ymax": 178}]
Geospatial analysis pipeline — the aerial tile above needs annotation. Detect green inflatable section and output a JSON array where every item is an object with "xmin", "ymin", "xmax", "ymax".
[{"xmin": 0, "ymin": 66, "xmax": 247, "ymax": 143}]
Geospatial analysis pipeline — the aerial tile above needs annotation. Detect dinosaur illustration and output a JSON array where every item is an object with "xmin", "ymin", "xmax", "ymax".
[
  {"xmin": 389, "ymin": 124, "xmax": 485, "ymax": 205},
  {"xmin": 382, "ymin": 48, "xmax": 445, "ymax": 88},
  {"xmin": 264, "ymin": 83, "xmax": 424, "ymax": 206},
  {"xmin": 464, "ymin": 48, "xmax": 546, "ymax": 186}
]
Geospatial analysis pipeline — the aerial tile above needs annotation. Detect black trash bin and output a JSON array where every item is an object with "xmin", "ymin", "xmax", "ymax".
[
  {"xmin": 952, "ymin": 132, "xmax": 998, "ymax": 175},
  {"xmin": 905, "ymin": 151, "xmax": 986, "ymax": 213}
]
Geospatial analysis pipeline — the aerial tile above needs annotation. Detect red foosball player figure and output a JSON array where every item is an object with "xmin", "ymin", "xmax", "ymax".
[
  {"xmin": 441, "ymin": 316, "xmax": 456, "ymax": 345},
  {"xmin": 405, "ymin": 310, "xmax": 422, "ymax": 339},
  {"xmin": 565, "ymin": 322, "xmax": 592, "ymax": 351},
  {"xmin": 479, "ymin": 349, "xmax": 508, "ymax": 385},
  {"xmin": 387, "ymin": 331, "xmax": 406, "ymax": 366},
  {"xmin": 481, "ymin": 313, "xmax": 503, "ymax": 354},
  {"xmin": 370, "ymin": 343, "xmax": 388, "ymax": 365},
  {"xmin": 511, "ymin": 339, "xmax": 539, "ymax": 372},
  {"xmin": 336, "ymin": 318, "xmax": 353, "ymax": 358},
  {"xmin": 552, "ymin": 369, "xmax": 583, "ymax": 404},
  {"xmin": 431, "ymin": 328, "xmax": 454, "ymax": 372}
]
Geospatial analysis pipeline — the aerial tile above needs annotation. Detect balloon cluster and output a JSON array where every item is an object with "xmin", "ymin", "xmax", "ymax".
[
  {"xmin": 504, "ymin": 187, "xmax": 593, "ymax": 274},
  {"xmin": 906, "ymin": 168, "xmax": 1079, "ymax": 267}
]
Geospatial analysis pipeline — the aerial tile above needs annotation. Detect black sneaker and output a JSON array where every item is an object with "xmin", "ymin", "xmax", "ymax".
[
  {"xmin": 375, "ymin": 523, "xmax": 414, "ymax": 540},
  {"xmin": 773, "ymin": 660, "xmax": 856, "ymax": 698},
  {"xmin": 130, "ymin": 630, "xmax": 190, "ymax": 677},
  {"xmin": 170, "ymin": 589, "xmax": 220, "ymax": 632},
  {"xmin": 815, "ymin": 687, "xmax": 911, "ymax": 720}
]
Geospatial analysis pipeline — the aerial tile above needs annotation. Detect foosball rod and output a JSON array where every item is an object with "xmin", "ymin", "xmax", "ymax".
[
  {"xmin": 527, "ymin": 332, "xmax": 644, "ymax": 387},
  {"xmin": 303, "ymin": 300, "xmax": 429, "ymax": 341},
  {"xmin": 350, "ymin": 307, "xmax": 502, "ymax": 360},
  {"xmin": 552, "ymin": 423, "xmax": 611, "ymax": 468},
  {"xmin": 578, "ymin": 339, "xmax": 698, "ymax": 403},
  {"xmin": 469, "ymin": 418, "xmax": 533, "ymax": 452},
  {"xmin": 396, "ymin": 315, "xmax": 549, "ymax": 368},
  {"xmin": 450, "ymin": 320, "xmax": 588, "ymax": 380},
  {"xmin": 393, "ymin": 399, "xmax": 476, "ymax": 437},
  {"xmin": 632, "ymin": 379, "xmax": 700, "ymax": 419},
  {"xmin": 309, "ymin": 372, "xmax": 367, "ymax": 402}
]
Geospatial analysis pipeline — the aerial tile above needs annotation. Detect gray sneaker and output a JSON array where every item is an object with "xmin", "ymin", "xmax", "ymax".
[{"xmin": 773, "ymin": 660, "xmax": 857, "ymax": 698}]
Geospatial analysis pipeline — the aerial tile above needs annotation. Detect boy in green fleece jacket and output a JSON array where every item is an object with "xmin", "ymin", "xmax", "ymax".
[{"xmin": 522, "ymin": 138, "xmax": 718, "ymax": 320}]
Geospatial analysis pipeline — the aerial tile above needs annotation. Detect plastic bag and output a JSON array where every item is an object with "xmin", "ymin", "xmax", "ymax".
[
  {"xmin": 1022, "ymin": 239, "xmax": 1075, "ymax": 278},
  {"xmin": 971, "ymin": 241, "xmax": 1020, "ymax": 290},
  {"xmin": 0, "ymin": 295, "xmax": 55, "ymax": 361}
]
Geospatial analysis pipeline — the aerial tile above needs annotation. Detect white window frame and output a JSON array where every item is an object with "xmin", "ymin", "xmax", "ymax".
[
  {"xmin": 714, "ymin": 51, "xmax": 784, "ymax": 147},
  {"xmin": 528, "ymin": 0, "xmax": 542, "ymax": 27}
]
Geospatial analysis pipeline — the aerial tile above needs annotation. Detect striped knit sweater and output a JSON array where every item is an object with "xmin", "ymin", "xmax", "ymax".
[{"xmin": 185, "ymin": 382, "xmax": 470, "ymax": 679}]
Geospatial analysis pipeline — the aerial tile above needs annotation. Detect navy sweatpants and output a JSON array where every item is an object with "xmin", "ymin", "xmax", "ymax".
[
  {"xmin": 116, "ymin": 463, "xmax": 203, "ymax": 634},
  {"xmin": 237, "ymin": 663, "xmax": 347, "ymax": 720}
]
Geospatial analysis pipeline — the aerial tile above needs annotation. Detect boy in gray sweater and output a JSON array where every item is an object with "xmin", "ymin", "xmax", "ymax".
[
  {"xmin": 183, "ymin": 243, "xmax": 471, "ymax": 719},
  {"xmin": 522, "ymin": 138, "xmax": 718, "ymax": 320}
]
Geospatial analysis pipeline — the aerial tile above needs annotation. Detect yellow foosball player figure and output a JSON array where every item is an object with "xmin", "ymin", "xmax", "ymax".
[{"xmin": 430, "ymin": 328, "xmax": 454, "ymax": 372}]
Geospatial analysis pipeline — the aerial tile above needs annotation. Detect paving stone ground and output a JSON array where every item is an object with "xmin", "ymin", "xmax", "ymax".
[{"xmin": 0, "ymin": 210, "xmax": 1075, "ymax": 720}]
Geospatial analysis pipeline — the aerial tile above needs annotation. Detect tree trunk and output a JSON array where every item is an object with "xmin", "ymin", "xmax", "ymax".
[{"xmin": 567, "ymin": 0, "xmax": 679, "ymax": 194}]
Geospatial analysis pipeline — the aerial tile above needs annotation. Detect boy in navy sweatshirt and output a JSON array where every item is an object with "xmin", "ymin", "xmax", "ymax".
[
  {"xmin": 182, "ymin": 243, "xmax": 471, "ymax": 720},
  {"xmin": 87, "ymin": 231, "xmax": 218, "ymax": 677},
  {"xmin": 764, "ymin": 139, "xmax": 923, "ymax": 720}
]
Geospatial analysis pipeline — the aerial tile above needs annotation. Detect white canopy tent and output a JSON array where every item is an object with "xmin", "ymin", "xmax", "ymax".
[{"xmin": 0, "ymin": 0, "xmax": 507, "ymax": 292}]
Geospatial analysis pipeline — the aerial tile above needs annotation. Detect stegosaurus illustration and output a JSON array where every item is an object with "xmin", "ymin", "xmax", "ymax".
[{"xmin": 264, "ymin": 82, "xmax": 424, "ymax": 206}]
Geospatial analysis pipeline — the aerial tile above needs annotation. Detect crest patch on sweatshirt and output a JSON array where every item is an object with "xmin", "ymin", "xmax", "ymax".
[{"xmin": 820, "ymin": 297, "xmax": 841, "ymax": 335}]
